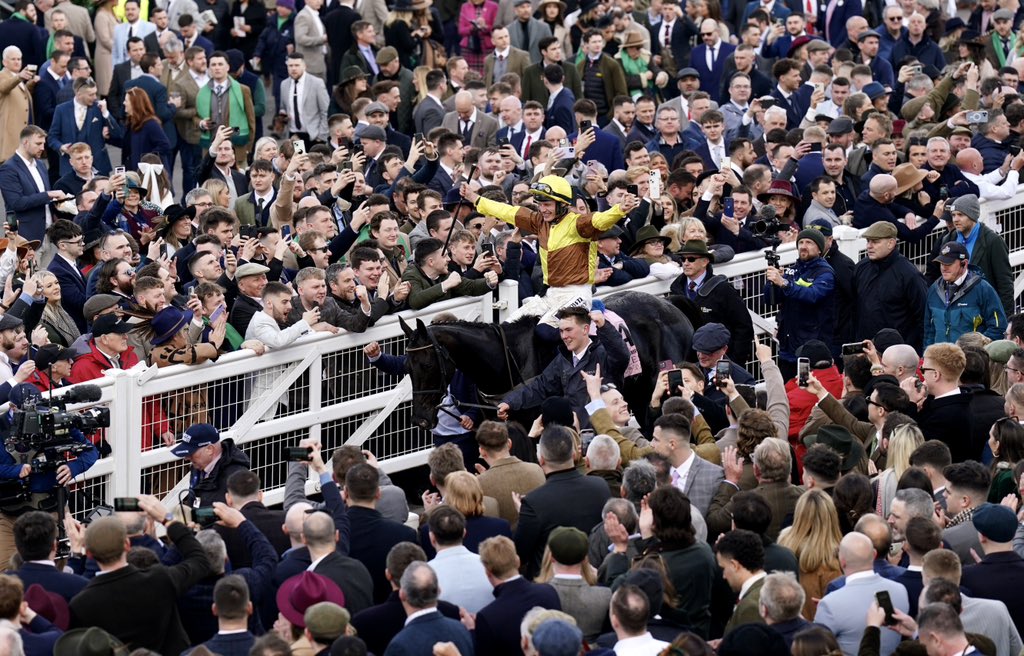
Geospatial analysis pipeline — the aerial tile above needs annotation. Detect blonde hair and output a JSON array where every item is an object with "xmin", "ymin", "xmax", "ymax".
[
  {"xmin": 479, "ymin": 536, "xmax": 519, "ymax": 578},
  {"xmin": 202, "ymin": 178, "xmax": 229, "ymax": 208},
  {"xmin": 385, "ymin": 9, "xmax": 414, "ymax": 26},
  {"xmin": 887, "ymin": 424, "xmax": 924, "ymax": 478},
  {"xmin": 924, "ymin": 343, "xmax": 966, "ymax": 380},
  {"xmin": 679, "ymin": 217, "xmax": 708, "ymax": 242},
  {"xmin": 413, "ymin": 65, "xmax": 432, "ymax": 104},
  {"xmin": 778, "ymin": 489, "xmax": 842, "ymax": 573},
  {"xmin": 443, "ymin": 471, "xmax": 486, "ymax": 518}
]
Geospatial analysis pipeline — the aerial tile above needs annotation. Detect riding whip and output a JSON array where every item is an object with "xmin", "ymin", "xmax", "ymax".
[{"xmin": 443, "ymin": 163, "xmax": 478, "ymax": 257}]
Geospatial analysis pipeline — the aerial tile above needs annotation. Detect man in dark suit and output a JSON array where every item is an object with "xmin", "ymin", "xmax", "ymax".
[
  {"xmin": 689, "ymin": 19, "xmax": 735, "ymax": 104},
  {"xmin": 960, "ymin": 503, "xmax": 1024, "ymax": 635},
  {"xmin": 771, "ymin": 58, "xmax": 809, "ymax": 129},
  {"xmin": 324, "ymin": 1, "xmax": 358, "ymax": 89},
  {"xmin": 218, "ymin": 470, "xmax": 290, "ymax": 569},
  {"xmin": 47, "ymin": 78, "xmax": 117, "ymax": 177},
  {"xmin": 542, "ymin": 64, "xmax": 576, "ymax": 133},
  {"xmin": 427, "ymin": 131, "xmax": 463, "ymax": 196},
  {"xmin": 386, "ymin": 561, "xmax": 474, "ymax": 656},
  {"xmin": 521, "ymin": 36, "xmax": 583, "ymax": 107},
  {"xmin": 514, "ymin": 426, "xmax": 612, "ymax": 579},
  {"xmin": 570, "ymin": 99, "xmax": 625, "ymax": 172},
  {"xmin": 343, "ymin": 463, "xmax": 417, "ymax": 604},
  {"xmin": 10, "ymin": 511, "xmax": 88, "ymax": 603},
  {"xmin": 195, "ymin": 576, "xmax": 256, "ymax": 656},
  {"xmin": 647, "ymin": 0, "xmax": 698, "ymax": 72},
  {"xmin": 108, "ymin": 37, "xmax": 147, "ymax": 122},
  {"xmin": 476, "ymin": 535, "xmax": 561, "ymax": 656},
  {"xmin": 198, "ymin": 137, "xmax": 250, "ymax": 202},
  {"xmin": 68, "ymin": 494, "xmax": 212, "ymax": 656},
  {"xmin": 351, "ymin": 543, "xmax": 462, "ymax": 656},
  {"xmin": 45, "ymin": 219, "xmax": 88, "ymax": 332},
  {"xmin": 33, "ymin": 51, "xmax": 70, "ymax": 132},
  {"xmin": 0, "ymin": 126, "xmax": 65, "ymax": 244},
  {"xmin": 124, "ymin": 52, "xmax": 177, "ymax": 151},
  {"xmin": 413, "ymin": 69, "xmax": 447, "ymax": 135},
  {"xmin": 0, "ymin": 5, "xmax": 46, "ymax": 66}
]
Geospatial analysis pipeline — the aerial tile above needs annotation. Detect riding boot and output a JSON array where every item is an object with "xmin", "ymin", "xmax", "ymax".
[{"xmin": 535, "ymin": 323, "xmax": 560, "ymax": 344}]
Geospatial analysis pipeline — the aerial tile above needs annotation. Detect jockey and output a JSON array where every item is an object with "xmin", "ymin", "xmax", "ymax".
[{"xmin": 458, "ymin": 176, "xmax": 640, "ymax": 341}]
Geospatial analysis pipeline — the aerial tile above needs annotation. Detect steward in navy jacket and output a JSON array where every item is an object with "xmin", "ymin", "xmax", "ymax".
[{"xmin": 764, "ymin": 253, "xmax": 836, "ymax": 364}]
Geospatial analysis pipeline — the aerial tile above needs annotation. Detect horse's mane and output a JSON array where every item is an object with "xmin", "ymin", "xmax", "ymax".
[{"xmin": 427, "ymin": 316, "xmax": 540, "ymax": 329}]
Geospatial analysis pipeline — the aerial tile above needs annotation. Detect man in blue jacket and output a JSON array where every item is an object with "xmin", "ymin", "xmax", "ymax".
[
  {"xmin": 923, "ymin": 242, "xmax": 1006, "ymax": 346},
  {"xmin": 764, "ymin": 227, "xmax": 836, "ymax": 380}
]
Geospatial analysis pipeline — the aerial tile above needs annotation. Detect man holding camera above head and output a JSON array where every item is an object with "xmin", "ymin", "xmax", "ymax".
[
  {"xmin": 0, "ymin": 383, "xmax": 98, "ymax": 569},
  {"xmin": 171, "ymin": 423, "xmax": 251, "ymax": 509}
]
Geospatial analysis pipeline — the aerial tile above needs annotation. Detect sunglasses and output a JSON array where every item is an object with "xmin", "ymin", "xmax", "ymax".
[{"xmin": 681, "ymin": 256, "xmax": 705, "ymax": 262}]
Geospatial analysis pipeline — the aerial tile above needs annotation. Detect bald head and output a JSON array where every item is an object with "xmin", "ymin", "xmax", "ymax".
[
  {"xmin": 869, "ymin": 174, "xmax": 898, "ymax": 199},
  {"xmin": 854, "ymin": 514, "xmax": 891, "ymax": 560},
  {"xmin": 284, "ymin": 501, "xmax": 312, "ymax": 540},
  {"xmin": 884, "ymin": 345, "xmax": 921, "ymax": 378},
  {"xmin": 546, "ymin": 126, "xmax": 567, "ymax": 142},
  {"xmin": 454, "ymin": 90, "xmax": 474, "ymax": 114},
  {"xmin": 499, "ymin": 95, "xmax": 521, "ymax": 112},
  {"xmin": 955, "ymin": 147, "xmax": 984, "ymax": 175},
  {"xmin": 840, "ymin": 532, "xmax": 876, "ymax": 573},
  {"xmin": 302, "ymin": 511, "xmax": 336, "ymax": 550}
]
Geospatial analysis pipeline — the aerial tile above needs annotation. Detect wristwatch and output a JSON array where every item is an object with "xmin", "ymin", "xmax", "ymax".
[{"xmin": 161, "ymin": 512, "xmax": 175, "ymax": 526}]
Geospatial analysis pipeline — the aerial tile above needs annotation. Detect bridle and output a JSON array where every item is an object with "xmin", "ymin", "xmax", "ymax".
[{"xmin": 405, "ymin": 324, "xmax": 524, "ymax": 419}]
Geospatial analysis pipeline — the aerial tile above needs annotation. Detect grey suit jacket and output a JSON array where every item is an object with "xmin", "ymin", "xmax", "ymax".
[
  {"xmin": 280, "ymin": 74, "xmax": 330, "ymax": 142},
  {"xmin": 681, "ymin": 453, "xmax": 724, "ymax": 517},
  {"xmin": 283, "ymin": 461, "xmax": 410, "ymax": 524},
  {"xmin": 962, "ymin": 594, "xmax": 1024, "ymax": 656},
  {"xmin": 293, "ymin": 7, "xmax": 328, "ymax": 76},
  {"xmin": 814, "ymin": 574, "xmax": 909, "ymax": 656},
  {"xmin": 507, "ymin": 17, "xmax": 552, "ymax": 63},
  {"xmin": 483, "ymin": 47, "xmax": 531, "ymax": 88},
  {"xmin": 947, "ymin": 521, "xmax": 983, "ymax": 565},
  {"xmin": 548, "ymin": 577, "xmax": 611, "ymax": 641},
  {"xmin": 440, "ymin": 110, "xmax": 499, "ymax": 149},
  {"xmin": 414, "ymin": 96, "xmax": 445, "ymax": 135}
]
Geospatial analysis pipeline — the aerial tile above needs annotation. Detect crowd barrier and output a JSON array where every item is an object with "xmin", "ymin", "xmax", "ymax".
[{"xmin": 43, "ymin": 190, "xmax": 1024, "ymax": 516}]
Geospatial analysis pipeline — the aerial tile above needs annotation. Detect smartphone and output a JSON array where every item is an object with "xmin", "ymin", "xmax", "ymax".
[
  {"xmin": 415, "ymin": 132, "xmax": 425, "ymax": 143},
  {"xmin": 723, "ymin": 197, "xmax": 734, "ymax": 217},
  {"xmin": 626, "ymin": 184, "xmax": 639, "ymax": 197},
  {"xmin": 1011, "ymin": 145, "xmax": 1023, "ymax": 157},
  {"xmin": 240, "ymin": 224, "xmax": 258, "ymax": 239},
  {"xmin": 759, "ymin": 98, "xmax": 776, "ymax": 110},
  {"xmin": 5, "ymin": 212, "xmax": 16, "ymax": 233},
  {"xmin": 649, "ymin": 170, "xmax": 662, "ymax": 199},
  {"xmin": 875, "ymin": 591, "xmax": 896, "ymax": 625},
  {"xmin": 281, "ymin": 225, "xmax": 292, "ymax": 240},
  {"xmin": 720, "ymin": 156, "xmax": 731, "ymax": 172},
  {"xmin": 842, "ymin": 341, "xmax": 866, "ymax": 356},
  {"xmin": 580, "ymin": 119, "xmax": 593, "ymax": 133},
  {"xmin": 667, "ymin": 369, "xmax": 684, "ymax": 397},
  {"xmin": 481, "ymin": 242, "xmax": 496, "ymax": 257},
  {"xmin": 939, "ymin": 185, "xmax": 949, "ymax": 200},
  {"xmin": 497, "ymin": 136, "xmax": 510, "ymax": 147},
  {"xmin": 188, "ymin": 286, "xmax": 198, "ymax": 299},
  {"xmin": 113, "ymin": 166, "xmax": 126, "ymax": 176},
  {"xmin": 192, "ymin": 507, "xmax": 218, "ymax": 528},
  {"xmin": 209, "ymin": 304, "xmax": 226, "ymax": 323},
  {"xmin": 292, "ymin": 140, "xmax": 306, "ymax": 155},
  {"xmin": 715, "ymin": 360, "xmax": 731, "ymax": 387},
  {"xmin": 342, "ymin": 161, "xmax": 352, "ymax": 171},
  {"xmin": 797, "ymin": 357, "xmax": 810, "ymax": 388},
  {"xmin": 113, "ymin": 497, "xmax": 140, "ymax": 512},
  {"xmin": 284, "ymin": 446, "xmax": 312, "ymax": 462},
  {"xmin": 584, "ymin": 196, "xmax": 599, "ymax": 212},
  {"xmin": 966, "ymin": 110, "xmax": 989, "ymax": 124},
  {"xmin": 809, "ymin": 142, "xmax": 822, "ymax": 152},
  {"xmin": 909, "ymin": 64, "xmax": 922, "ymax": 74},
  {"xmin": 352, "ymin": 143, "xmax": 363, "ymax": 156}
]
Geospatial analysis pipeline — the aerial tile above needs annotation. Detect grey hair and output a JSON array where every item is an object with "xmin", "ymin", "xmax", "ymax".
[
  {"xmin": 752, "ymin": 437, "xmax": 791, "ymax": 482},
  {"xmin": 2, "ymin": 47, "xmax": 22, "ymax": 61},
  {"xmin": 764, "ymin": 105, "xmax": 788, "ymax": 122},
  {"xmin": 759, "ymin": 572, "xmax": 805, "ymax": 621},
  {"xmin": 621, "ymin": 459, "xmax": 657, "ymax": 503},
  {"xmin": 894, "ymin": 488, "xmax": 935, "ymax": 520},
  {"xmin": 906, "ymin": 73, "xmax": 933, "ymax": 94},
  {"xmin": 185, "ymin": 187, "xmax": 213, "ymax": 206},
  {"xmin": 586, "ymin": 434, "xmax": 620, "ymax": 471},
  {"xmin": 601, "ymin": 497, "xmax": 638, "ymax": 533},
  {"xmin": 196, "ymin": 529, "xmax": 227, "ymax": 575},
  {"xmin": 399, "ymin": 561, "xmax": 439, "ymax": 609},
  {"xmin": 927, "ymin": 137, "xmax": 950, "ymax": 151},
  {"xmin": 163, "ymin": 37, "xmax": 184, "ymax": 54}
]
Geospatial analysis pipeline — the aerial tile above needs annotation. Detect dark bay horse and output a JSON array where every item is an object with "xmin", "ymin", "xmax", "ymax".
[{"xmin": 400, "ymin": 291, "xmax": 694, "ymax": 430}]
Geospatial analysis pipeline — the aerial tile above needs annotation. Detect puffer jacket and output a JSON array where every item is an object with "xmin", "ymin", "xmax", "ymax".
[
  {"xmin": 923, "ymin": 267, "xmax": 1006, "ymax": 346},
  {"xmin": 764, "ymin": 256, "xmax": 836, "ymax": 361}
]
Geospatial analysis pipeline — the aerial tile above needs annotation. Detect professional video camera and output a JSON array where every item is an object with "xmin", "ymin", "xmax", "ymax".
[
  {"xmin": 6, "ymin": 385, "xmax": 109, "ymax": 473},
  {"xmin": 750, "ymin": 204, "xmax": 786, "ymax": 240}
]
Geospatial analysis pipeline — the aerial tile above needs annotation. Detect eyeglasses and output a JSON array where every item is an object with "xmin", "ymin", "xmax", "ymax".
[
  {"xmin": 886, "ymin": 16, "xmax": 902, "ymax": 21},
  {"xmin": 60, "ymin": 239, "xmax": 84, "ymax": 246},
  {"xmin": 920, "ymin": 367, "xmax": 936, "ymax": 375},
  {"xmin": 700, "ymin": 31, "xmax": 715, "ymax": 36},
  {"xmin": 1008, "ymin": 366, "xmax": 1021, "ymax": 374},
  {"xmin": 308, "ymin": 246, "xmax": 329, "ymax": 253},
  {"xmin": 123, "ymin": 267, "xmax": 136, "ymax": 276},
  {"xmin": 681, "ymin": 256, "xmax": 704, "ymax": 263}
]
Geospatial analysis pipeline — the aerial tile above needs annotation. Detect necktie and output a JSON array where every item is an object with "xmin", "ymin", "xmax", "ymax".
[
  {"xmin": 256, "ymin": 197, "xmax": 265, "ymax": 223},
  {"xmin": 572, "ymin": 355, "xmax": 580, "ymax": 368},
  {"xmin": 365, "ymin": 158, "xmax": 376, "ymax": 181},
  {"xmin": 128, "ymin": 23, "xmax": 134, "ymax": 40},
  {"xmin": 688, "ymin": 280, "xmax": 697, "ymax": 299},
  {"xmin": 215, "ymin": 84, "xmax": 224, "ymax": 96},
  {"xmin": 1005, "ymin": 38, "xmax": 1012, "ymax": 57},
  {"xmin": 671, "ymin": 469, "xmax": 681, "ymax": 487},
  {"xmin": 75, "ymin": 105, "xmax": 85, "ymax": 130},
  {"xmin": 663, "ymin": 22, "xmax": 670, "ymax": 48},
  {"xmin": 293, "ymin": 82, "xmax": 302, "ymax": 130},
  {"xmin": 462, "ymin": 120, "xmax": 473, "ymax": 142},
  {"xmin": 522, "ymin": 134, "xmax": 532, "ymax": 159}
]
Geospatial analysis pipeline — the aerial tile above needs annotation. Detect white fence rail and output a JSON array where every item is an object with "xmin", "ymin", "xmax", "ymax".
[{"xmin": 50, "ymin": 190, "xmax": 1024, "ymax": 515}]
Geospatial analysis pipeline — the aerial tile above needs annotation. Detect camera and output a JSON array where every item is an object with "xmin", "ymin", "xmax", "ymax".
[
  {"xmin": 283, "ymin": 446, "xmax": 311, "ymax": 462},
  {"xmin": 113, "ymin": 497, "xmax": 140, "ymax": 512},
  {"xmin": 192, "ymin": 506, "xmax": 218, "ymax": 528},
  {"xmin": 751, "ymin": 217, "xmax": 787, "ymax": 237},
  {"xmin": 6, "ymin": 386, "xmax": 109, "ymax": 476}
]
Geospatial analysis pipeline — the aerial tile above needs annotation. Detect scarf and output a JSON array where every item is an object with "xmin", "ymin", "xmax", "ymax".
[
  {"xmin": 619, "ymin": 51, "xmax": 650, "ymax": 97},
  {"xmin": 42, "ymin": 302, "xmax": 81, "ymax": 347},
  {"xmin": 992, "ymin": 32, "xmax": 1010, "ymax": 68},
  {"xmin": 946, "ymin": 506, "xmax": 974, "ymax": 528},
  {"xmin": 196, "ymin": 79, "xmax": 249, "ymax": 148}
]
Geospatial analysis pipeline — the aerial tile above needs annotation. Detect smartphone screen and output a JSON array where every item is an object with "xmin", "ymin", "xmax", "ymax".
[
  {"xmin": 667, "ymin": 369, "xmax": 684, "ymax": 396},
  {"xmin": 723, "ymin": 197, "xmax": 734, "ymax": 217},
  {"xmin": 209, "ymin": 304, "xmax": 226, "ymax": 323},
  {"xmin": 841, "ymin": 342, "xmax": 866, "ymax": 356},
  {"xmin": 797, "ymin": 358, "xmax": 810, "ymax": 387},
  {"xmin": 715, "ymin": 360, "xmax": 731, "ymax": 386},
  {"xmin": 281, "ymin": 225, "xmax": 292, "ymax": 240}
]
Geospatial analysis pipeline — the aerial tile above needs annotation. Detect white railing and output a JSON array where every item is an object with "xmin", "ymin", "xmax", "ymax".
[{"xmin": 51, "ymin": 190, "xmax": 1024, "ymax": 516}]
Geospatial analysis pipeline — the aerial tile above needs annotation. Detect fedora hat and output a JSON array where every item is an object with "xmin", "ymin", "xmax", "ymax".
[
  {"xmin": 277, "ymin": 572, "xmax": 346, "ymax": 628},
  {"xmin": 53, "ymin": 627, "xmax": 126, "ymax": 656},
  {"xmin": 678, "ymin": 239, "xmax": 713, "ymax": 259},
  {"xmin": 25, "ymin": 583, "xmax": 69, "ymax": 630},
  {"xmin": 537, "ymin": 0, "xmax": 567, "ymax": 11},
  {"xmin": 893, "ymin": 162, "xmax": 928, "ymax": 196},
  {"xmin": 629, "ymin": 225, "xmax": 672, "ymax": 255},
  {"xmin": 757, "ymin": 179, "xmax": 797, "ymax": 203},
  {"xmin": 150, "ymin": 306, "xmax": 193, "ymax": 346},
  {"xmin": 619, "ymin": 31, "xmax": 646, "ymax": 50},
  {"xmin": 340, "ymin": 66, "xmax": 369, "ymax": 85},
  {"xmin": 803, "ymin": 424, "xmax": 865, "ymax": 472}
]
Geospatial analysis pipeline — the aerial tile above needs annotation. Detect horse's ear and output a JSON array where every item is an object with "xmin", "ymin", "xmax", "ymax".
[
  {"xmin": 399, "ymin": 316, "xmax": 414, "ymax": 339},
  {"xmin": 415, "ymin": 318, "xmax": 429, "ymax": 337}
]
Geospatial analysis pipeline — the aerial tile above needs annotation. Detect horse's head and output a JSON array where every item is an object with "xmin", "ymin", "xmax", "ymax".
[{"xmin": 401, "ymin": 317, "xmax": 453, "ymax": 431}]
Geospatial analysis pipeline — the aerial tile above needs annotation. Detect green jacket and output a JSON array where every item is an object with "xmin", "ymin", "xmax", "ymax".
[
  {"xmin": 724, "ymin": 576, "xmax": 766, "ymax": 636},
  {"xmin": 400, "ymin": 264, "xmax": 493, "ymax": 310}
]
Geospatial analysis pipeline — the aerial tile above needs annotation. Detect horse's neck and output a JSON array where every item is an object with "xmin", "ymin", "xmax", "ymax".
[{"xmin": 443, "ymin": 323, "xmax": 541, "ymax": 395}]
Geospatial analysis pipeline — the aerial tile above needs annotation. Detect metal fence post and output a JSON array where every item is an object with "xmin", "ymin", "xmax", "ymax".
[
  {"xmin": 497, "ymin": 280, "xmax": 519, "ymax": 323},
  {"xmin": 113, "ymin": 370, "xmax": 144, "ymax": 498},
  {"xmin": 833, "ymin": 225, "xmax": 863, "ymax": 263}
]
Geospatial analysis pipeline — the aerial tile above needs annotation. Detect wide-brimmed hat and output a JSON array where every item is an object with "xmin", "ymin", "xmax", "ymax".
[
  {"xmin": 803, "ymin": 424, "xmax": 865, "ymax": 472},
  {"xmin": 150, "ymin": 306, "xmax": 193, "ymax": 346},
  {"xmin": 678, "ymin": 239, "xmax": 713, "ymax": 259},
  {"xmin": 340, "ymin": 66, "xmax": 369, "ymax": 85},
  {"xmin": 53, "ymin": 627, "xmax": 126, "ymax": 656},
  {"xmin": 537, "ymin": 0, "xmax": 567, "ymax": 12},
  {"xmin": 758, "ymin": 179, "xmax": 797, "ymax": 202},
  {"xmin": 893, "ymin": 162, "xmax": 928, "ymax": 196},
  {"xmin": 25, "ymin": 583, "xmax": 69, "ymax": 630},
  {"xmin": 629, "ymin": 225, "xmax": 671, "ymax": 254},
  {"xmin": 277, "ymin": 572, "xmax": 347, "ymax": 628},
  {"xmin": 392, "ymin": 0, "xmax": 429, "ymax": 9},
  {"xmin": 619, "ymin": 31, "xmax": 646, "ymax": 50}
]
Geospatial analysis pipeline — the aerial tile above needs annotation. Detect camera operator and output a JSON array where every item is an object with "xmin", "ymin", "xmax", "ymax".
[
  {"xmin": 0, "ymin": 384, "xmax": 99, "ymax": 567},
  {"xmin": 170, "ymin": 423, "xmax": 251, "ymax": 508}
]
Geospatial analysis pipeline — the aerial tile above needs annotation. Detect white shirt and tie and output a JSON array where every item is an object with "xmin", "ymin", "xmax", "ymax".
[
  {"xmin": 73, "ymin": 99, "xmax": 88, "ymax": 131},
  {"xmin": 521, "ymin": 127, "xmax": 541, "ymax": 159},
  {"xmin": 705, "ymin": 40, "xmax": 720, "ymax": 71},
  {"xmin": 15, "ymin": 151, "xmax": 51, "ymax": 228},
  {"xmin": 708, "ymin": 141, "xmax": 725, "ymax": 168},
  {"xmin": 670, "ymin": 450, "xmax": 696, "ymax": 492},
  {"xmin": 288, "ymin": 74, "xmax": 306, "ymax": 133}
]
